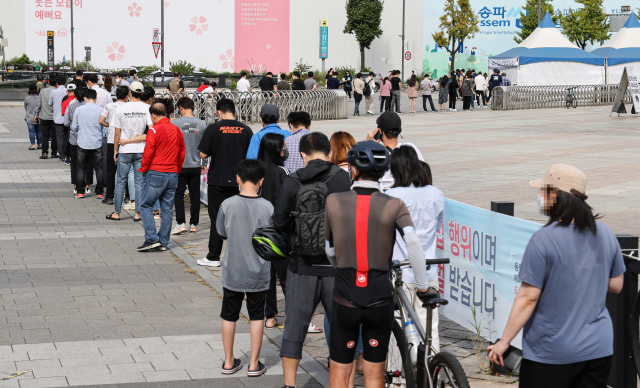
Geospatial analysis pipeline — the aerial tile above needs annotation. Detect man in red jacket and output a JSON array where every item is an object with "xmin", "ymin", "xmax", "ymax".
[{"xmin": 137, "ymin": 99, "xmax": 186, "ymax": 252}]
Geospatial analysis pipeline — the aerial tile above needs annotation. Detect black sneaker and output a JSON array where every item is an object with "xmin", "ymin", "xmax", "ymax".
[
  {"xmin": 157, "ymin": 246, "xmax": 168, "ymax": 251},
  {"xmin": 137, "ymin": 241, "xmax": 161, "ymax": 251}
]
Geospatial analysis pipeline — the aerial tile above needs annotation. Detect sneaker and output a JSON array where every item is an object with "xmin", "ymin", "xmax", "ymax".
[
  {"xmin": 96, "ymin": 194, "xmax": 104, "ymax": 199},
  {"xmin": 76, "ymin": 194, "xmax": 84, "ymax": 199},
  {"xmin": 154, "ymin": 212, "xmax": 160, "ymax": 220},
  {"xmin": 197, "ymin": 258, "xmax": 221, "ymax": 267},
  {"xmin": 123, "ymin": 202, "xmax": 136, "ymax": 210},
  {"xmin": 451, "ymin": 109, "xmax": 457, "ymax": 112},
  {"xmin": 171, "ymin": 224, "xmax": 187, "ymax": 235},
  {"xmin": 157, "ymin": 246, "xmax": 168, "ymax": 252},
  {"xmin": 86, "ymin": 188, "xmax": 91, "ymax": 194},
  {"xmin": 64, "ymin": 160, "xmax": 70, "ymax": 166},
  {"xmin": 73, "ymin": 188, "xmax": 77, "ymax": 194},
  {"xmin": 190, "ymin": 224, "xmax": 198, "ymax": 233},
  {"xmin": 137, "ymin": 241, "xmax": 161, "ymax": 251},
  {"xmin": 106, "ymin": 198, "xmax": 114, "ymax": 205},
  {"xmin": 247, "ymin": 361, "xmax": 266, "ymax": 377},
  {"xmin": 221, "ymin": 358, "xmax": 243, "ymax": 375},
  {"xmin": 39, "ymin": 154, "xmax": 48, "ymax": 159}
]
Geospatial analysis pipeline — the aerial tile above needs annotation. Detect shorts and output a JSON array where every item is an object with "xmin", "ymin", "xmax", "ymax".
[
  {"xmin": 329, "ymin": 300, "xmax": 394, "ymax": 364},
  {"xmin": 519, "ymin": 356, "xmax": 612, "ymax": 388},
  {"xmin": 220, "ymin": 287, "xmax": 267, "ymax": 322}
]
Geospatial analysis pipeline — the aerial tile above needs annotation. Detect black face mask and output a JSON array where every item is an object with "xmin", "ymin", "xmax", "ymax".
[{"xmin": 281, "ymin": 148, "xmax": 289, "ymax": 162}]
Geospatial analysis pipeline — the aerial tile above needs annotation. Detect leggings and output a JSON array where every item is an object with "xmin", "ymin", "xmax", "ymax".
[
  {"xmin": 380, "ymin": 96, "xmax": 390, "ymax": 112},
  {"xmin": 449, "ymin": 94, "xmax": 457, "ymax": 109},
  {"xmin": 345, "ymin": 89, "xmax": 352, "ymax": 99}
]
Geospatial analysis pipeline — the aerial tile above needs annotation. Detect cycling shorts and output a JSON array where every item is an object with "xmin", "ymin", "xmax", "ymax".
[{"xmin": 329, "ymin": 299, "xmax": 394, "ymax": 364}]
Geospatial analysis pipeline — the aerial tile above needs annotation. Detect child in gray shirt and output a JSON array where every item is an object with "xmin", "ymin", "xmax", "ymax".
[{"xmin": 216, "ymin": 159, "xmax": 272, "ymax": 377}]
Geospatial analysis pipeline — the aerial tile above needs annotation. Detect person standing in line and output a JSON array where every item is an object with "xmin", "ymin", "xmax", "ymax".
[
  {"xmin": 60, "ymin": 84, "xmax": 78, "ymax": 167},
  {"xmin": 170, "ymin": 97, "xmax": 207, "ymax": 235},
  {"xmin": 487, "ymin": 69, "xmax": 503, "ymax": 103},
  {"xmin": 343, "ymin": 70, "xmax": 353, "ymax": 101},
  {"xmin": 291, "ymin": 72, "xmax": 305, "ymax": 91},
  {"xmin": 166, "ymin": 72, "xmax": 185, "ymax": 96},
  {"xmin": 86, "ymin": 74, "xmax": 111, "ymax": 108},
  {"xmin": 474, "ymin": 72, "xmax": 487, "ymax": 107},
  {"xmin": 379, "ymin": 77, "xmax": 391, "ymax": 113},
  {"xmin": 327, "ymin": 73, "xmax": 341, "ymax": 90},
  {"xmin": 236, "ymin": 72, "xmax": 252, "ymax": 121},
  {"xmin": 258, "ymin": 72, "xmax": 278, "ymax": 92},
  {"xmin": 70, "ymin": 89, "xmax": 106, "ymax": 200},
  {"xmin": 462, "ymin": 73, "xmax": 475, "ymax": 111},
  {"xmin": 330, "ymin": 131, "xmax": 356, "ymax": 171},
  {"xmin": 304, "ymin": 72, "xmax": 318, "ymax": 90},
  {"xmin": 283, "ymin": 111, "xmax": 311, "ymax": 173},
  {"xmin": 99, "ymin": 86, "xmax": 129, "ymax": 205},
  {"xmin": 489, "ymin": 164, "xmax": 625, "ymax": 388},
  {"xmin": 116, "ymin": 73, "xmax": 130, "ymax": 87},
  {"xmin": 104, "ymin": 76, "xmax": 116, "ymax": 96},
  {"xmin": 420, "ymin": 74, "xmax": 437, "ymax": 112},
  {"xmin": 36, "ymin": 75, "xmax": 45, "ymax": 92},
  {"xmin": 71, "ymin": 70, "xmax": 87, "ymax": 90},
  {"xmin": 49, "ymin": 76, "xmax": 68, "ymax": 162},
  {"xmin": 364, "ymin": 72, "xmax": 376, "ymax": 115},
  {"xmin": 437, "ymin": 75, "xmax": 449, "ymax": 111},
  {"xmin": 137, "ymin": 99, "xmax": 185, "ymax": 252},
  {"xmin": 277, "ymin": 73, "xmax": 290, "ymax": 91},
  {"xmin": 407, "ymin": 74, "xmax": 418, "ymax": 113},
  {"xmin": 352, "ymin": 73, "xmax": 364, "ymax": 116},
  {"xmin": 107, "ymin": 82, "xmax": 152, "ymax": 221},
  {"xmin": 65, "ymin": 88, "xmax": 93, "ymax": 196},
  {"xmin": 196, "ymin": 99, "xmax": 253, "ymax": 267},
  {"xmin": 61, "ymin": 84, "xmax": 76, "ymax": 117},
  {"xmin": 389, "ymin": 70, "xmax": 402, "ymax": 113},
  {"xmin": 246, "ymin": 105, "xmax": 291, "ymax": 160},
  {"xmin": 126, "ymin": 69, "xmax": 137, "ymax": 84},
  {"xmin": 24, "ymin": 84, "xmax": 42, "ymax": 150},
  {"xmin": 501, "ymin": 72, "xmax": 511, "ymax": 87},
  {"xmin": 35, "ymin": 76, "xmax": 56, "ymax": 157},
  {"xmin": 448, "ymin": 71, "xmax": 459, "ymax": 112}
]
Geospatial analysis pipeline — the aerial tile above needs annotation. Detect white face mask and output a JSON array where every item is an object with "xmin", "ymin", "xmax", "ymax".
[{"xmin": 536, "ymin": 193, "xmax": 545, "ymax": 215}]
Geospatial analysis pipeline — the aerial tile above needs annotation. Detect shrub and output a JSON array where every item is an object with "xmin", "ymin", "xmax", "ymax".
[{"xmin": 169, "ymin": 60, "xmax": 196, "ymax": 74}]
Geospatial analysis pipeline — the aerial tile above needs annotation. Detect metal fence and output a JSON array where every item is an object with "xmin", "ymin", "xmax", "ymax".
[
  {"xmin": 492, "ymin": 84, "xmax": 633, "ymax": 110},
  {"xmin": 154, "ymin": 90, "xmax": 348, "ymax": 124}
]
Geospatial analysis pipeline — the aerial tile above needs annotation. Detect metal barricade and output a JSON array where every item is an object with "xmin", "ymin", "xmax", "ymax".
[
  {"xmin": 492, "ymin": 84, "xmax": 632, "ymax": 111},
  {"xmin": 154, "ymin": 90, "xmax": 347, "ymax": 124}
]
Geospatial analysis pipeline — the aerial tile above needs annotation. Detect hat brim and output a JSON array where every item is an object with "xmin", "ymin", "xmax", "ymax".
[{"xmin": 529, "ymin": 178, "xmax": 544, "ymax": 188}]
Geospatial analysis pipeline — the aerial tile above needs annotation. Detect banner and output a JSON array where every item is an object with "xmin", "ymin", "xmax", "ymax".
[
  {"xmin": 435, "ymin": 199, "xmax": 541, "ymax": 348},
  {"xmin": 488, "ymin": 56, "xmax": 518, "ymax": 68}
]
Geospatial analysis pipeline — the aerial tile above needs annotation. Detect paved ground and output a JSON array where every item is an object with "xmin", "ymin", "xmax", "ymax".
[{"xmin": 1, "ymin": 99, "xmax": 638, "ymax": 387}]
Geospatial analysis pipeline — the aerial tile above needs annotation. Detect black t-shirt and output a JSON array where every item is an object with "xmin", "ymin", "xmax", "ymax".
[
  {"xmin": 71, "ymin": 79, "xmax": 87, "ymax": 89},
  {"xmin": 327, "ymin": 78, "xmax": 341, "ymax": 89},
  {"xmin": 197, "ymin": 119, "xmax": 253, "ymax": 186},
  {"xmin": 390, "ymin": 77, "xmax": 401, "ymax": 91},
  {"xmin": 260, "ymin": 162, "xmax": 289, "ymax": 206},
  {"xmin": 258, "ymin": 77, "xmax": 277, "ymax": 91},
  {"xmin": 489, "ymin": 74, "xmax": 503, "ymax": 89}
]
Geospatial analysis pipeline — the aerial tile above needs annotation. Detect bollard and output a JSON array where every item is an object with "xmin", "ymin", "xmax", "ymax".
[
  {"xmin": 490, "ymin": 201, "xmax": 514, "ymax": 217},
  {"xmin": 219, "ymin": 74, "xmax": 227, "ymax": 89},
  {"xmin": 607, "ymin": 234, "xmax": 639, "ymax": 388}
]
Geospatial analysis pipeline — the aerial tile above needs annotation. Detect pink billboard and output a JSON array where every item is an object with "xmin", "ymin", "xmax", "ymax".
[{"xmin": 234, "ymin": 1, "xmax": 290, "ymax": 74}]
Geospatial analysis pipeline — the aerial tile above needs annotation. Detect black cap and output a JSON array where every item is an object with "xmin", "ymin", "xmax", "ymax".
[
  {"xmin": 494, "ymin": 68, "xmax": 500, "ymax": 73},
  {"xmin": 376, "ymin": 111, "xmax": 402, "ymax": 135}
]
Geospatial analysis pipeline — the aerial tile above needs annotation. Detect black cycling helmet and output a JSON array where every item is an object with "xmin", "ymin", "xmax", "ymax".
[
  {"xmin": 346, "ymin": 140, "xmax": 390, "ymax": 172},
  {"xmin": 252, "ymin": 225, "xmax": 289, "ymax": 262}
]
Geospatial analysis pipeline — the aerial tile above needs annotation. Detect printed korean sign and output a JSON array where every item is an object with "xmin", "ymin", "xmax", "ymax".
[{"xmin": 436, "ymin": 199, "xmax": 541, "ymax": 348}]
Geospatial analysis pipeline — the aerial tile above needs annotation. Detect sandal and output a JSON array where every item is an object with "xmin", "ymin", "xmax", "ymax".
[
  {"xmin": 307, "ymin": 323, "xmax": 322, "ymax": 333},
  {"xmin": 106, "ymin": 212, "xmax": 121, "ymax": 221},
  {"xmin": 265, "ymin": 317, "xmax": 278, "ymax": 329},
  {"xmin": 133, "ymin": 217, "xmax": 141, "ymax": 222},
  {"xmin": 29, "ymin": 145, "xmax": 36, "ymax": 150}
]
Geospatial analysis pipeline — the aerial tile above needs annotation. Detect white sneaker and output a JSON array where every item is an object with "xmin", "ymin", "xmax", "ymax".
[
  {"xmin": 171, "ymin": 223, "xmax": 187, "ymax": 235},
  {"xmin": 123, "ymin": 202, "xmax": 136, "ymax": 210},
  {"xmin": 86, "ymin": 188, "xmax": 91, "ymax": 194},
  {"xmin": 190, "ymin": 224, "xmax": 198, "ymax": 233},
  {"xmin": 307, "ymin": 323, "xmax": 323, "ymax": 333},
  {"xmin": 197, "ymin": 258, "xmax": 221, "ymax": 267},
  {"xmin": 451, "ymin": 109, "xmax": 457, "ymax": 112}
]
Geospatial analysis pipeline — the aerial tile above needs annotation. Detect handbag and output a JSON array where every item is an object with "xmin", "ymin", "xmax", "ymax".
[{"xmin": 354, "ymin": 92, "xmax": 362, "ymax": 102}]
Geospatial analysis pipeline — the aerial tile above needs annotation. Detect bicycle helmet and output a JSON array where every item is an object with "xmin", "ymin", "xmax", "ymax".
[
  {"xmin": 346, "ymin": 140, "xmax": 390, "ymax": 172},
  {"xmin": 252, "ymin": 225, "xmax": 289, "ymax": 262}
]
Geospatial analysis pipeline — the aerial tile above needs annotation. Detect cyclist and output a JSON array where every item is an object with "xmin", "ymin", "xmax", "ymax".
[{"xmin": 324, "ymin": 141, "xmax": 431, "ymax": 388}]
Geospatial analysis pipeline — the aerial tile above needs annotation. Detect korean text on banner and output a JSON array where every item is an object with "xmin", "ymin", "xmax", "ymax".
[{"xmin": 435, "ymin": 199, "xmax": 541, "ymax": 349}]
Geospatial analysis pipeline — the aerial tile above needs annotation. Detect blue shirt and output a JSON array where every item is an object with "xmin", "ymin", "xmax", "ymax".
[
  {"xmin": 72, "ymin": 103, "xmax": 107, "ymax": 150},
  {"xmin": 327, "ymin": 77, "xmax": 341, "ymax": 89},
  {"xmin": 518, "ymin": 221, "xmax": 625, "ymax": 364},
  {"xmin": 246, "ymin": 123, "xmax": 291, "ymax": 159},
  {"xmin": 48, "ymin": 85, "xmax": 68, "ymax": 124}
]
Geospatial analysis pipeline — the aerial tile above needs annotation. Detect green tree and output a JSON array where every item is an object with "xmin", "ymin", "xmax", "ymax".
[
  {"xmin": 514, "ymin": 0, "xmax": 560, "ymax": 43},
  {"xmin": 344, "ymin": 0, "xmax": 384, "ymax": 72},
  {"xmin": 169, "ymin": 60, "xmax": 195, "ymax": 74},
  {"xmin": 432, "ymin": 0, "xmax": 479, "ymax": 73},
  {"xmin": 559, "ymin": 0, "xmax": 609, "ymax": 49}
]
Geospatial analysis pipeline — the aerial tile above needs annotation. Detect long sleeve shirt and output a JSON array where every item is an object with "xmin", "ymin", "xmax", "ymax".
[
  {"xmin": 35, "ymin": 86, "xmax": 54, "ymax": 120},
  {"xmin": 71, "ymin": 103, "xmax": 106, "ymax": 150},
  {"xmin": 139, "ymin": 117, "xmax": 185, "ymax": 174},
  {"xmin": 48, "ymin": 85, "xmax": 68, "ymax": 124},
  {"xmin": 66, "ymin": 101, "xmax": 85, "ymax": 146}
]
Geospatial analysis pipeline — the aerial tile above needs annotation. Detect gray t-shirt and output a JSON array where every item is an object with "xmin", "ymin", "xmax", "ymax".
[
  {"xmin": 518, "ymin": 221, "xmax": 625, "ymax": 364},
  {"xmin": 216, "ymin": 195, "xmax": 274, "ymax": 292},
  {"xmin": 304, "ymin": 78, "xmax": 317, "ymax": 90},
  {"xmin": 171, "ymin": 116, "xmax": 207, "ymax": 168}
]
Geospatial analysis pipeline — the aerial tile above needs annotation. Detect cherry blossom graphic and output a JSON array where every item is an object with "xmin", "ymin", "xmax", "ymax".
[
  {"xmin": 127, "ymin": 2, "xmax": 142, "ymax": 17},
  {"xmin": 106, "ymin": 42, "xmax": 126, "ymax": 61},
  {"xmin": 250, "ymin": 63, "xmax": 266, "ymax": 74},
  {"xmin": 189, "ymin": 16, "xmax": 209, "ymax": 36},
  {"xmin": 219, "ymin": 49, "xmax": 234, "ymax": 70},
  {"xmin": 164, "ymin": 1, "xmax": 170, "ymax": 7}
]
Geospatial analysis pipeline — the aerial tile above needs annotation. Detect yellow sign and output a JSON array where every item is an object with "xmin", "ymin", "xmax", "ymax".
[
  {"xmin": 47, "ymin": 31, "xmax": 54, "ymax": 37},
  {"xmin": 321, "ymin": 19, "xmax": 328, "ymax": 27}
]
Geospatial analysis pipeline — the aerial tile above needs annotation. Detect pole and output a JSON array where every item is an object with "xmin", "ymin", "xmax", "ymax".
[
  {"xmin": 160, "ymin": 0, "xmax": 164, "ymax": 73},
  {"xmin": 0, "ymin": 26, "xmax": 6, "ymax": 71},
  {"xmin": 401, "ymin": 0, "xmax": 405, "ymax": 80},
  {"xmin": 537, "ymin": 0, "xmax": 541, "ymax": 24},
  {"xmin": 70, "ymin": 0, "xmax": 74, "ymax": 69},
  {"xmin": 322, "ymin": 58, "xmax": 325, "ymax": 72}
]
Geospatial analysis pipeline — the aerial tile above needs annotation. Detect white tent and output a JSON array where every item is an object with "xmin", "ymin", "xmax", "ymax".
[
  {"xmin": 592, "ymin": 13, "xmax": 640, "ymax": 84},
  {"xmin": 489, "ymin": 13, "xmax": 605, "ymax": 86}
]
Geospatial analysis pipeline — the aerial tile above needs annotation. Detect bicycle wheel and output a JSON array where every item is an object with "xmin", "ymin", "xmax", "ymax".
[
  {"xmin": 385, "ymin": 320, "xmax": 416, "ymax": 387},
  {"xmin": 429, "ymin": 352, "xmax": 470, "ymax": 388},
  {"xmin": 565, "ymin": 95, "xmax": 571, "ymax": 109}
]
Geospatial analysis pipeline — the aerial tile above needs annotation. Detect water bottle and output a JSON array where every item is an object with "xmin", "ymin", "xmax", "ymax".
[{"xmin": 403, "ymin": 320, "xmax": 420, "ymax": 366}]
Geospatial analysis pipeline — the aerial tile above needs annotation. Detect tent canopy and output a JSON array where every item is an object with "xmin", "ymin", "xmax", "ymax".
[
  {"xmin": 492, "ymin": 12, "xmax": 605, "ymax": 66},
  {"xmin": 592, "ymin": 13, "xmax": 640, "ymax": 65}
]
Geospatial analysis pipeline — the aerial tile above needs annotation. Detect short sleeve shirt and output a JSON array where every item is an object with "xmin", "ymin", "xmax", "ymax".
[
  {"xmin": 198, "ymin": 119, "xmax": 253, "ymax": 186},
  {"xmin": 258, "ymin": 77, "xmax": 277, "ymax": 91},
  {"xmin": 101, "ymin": 101, "xmax": 125, "ymax": 144},
  {"xmin": 304, "ymin": 78, "xmax": 317, "ymax": 90},
  {"xmin": 390, "ymin": 78, "xmax": 401, "ymax": 91},
  {"xmin": 111, "ymin": 101, "xmax": 153, "ymax": 154},
  {"xmin": 518, "ymin": 221, "xmax": 625, "ymax": 364},
  {"xmin": 237, "ymin": 78, "xmax": 251, "ymax": 92}
]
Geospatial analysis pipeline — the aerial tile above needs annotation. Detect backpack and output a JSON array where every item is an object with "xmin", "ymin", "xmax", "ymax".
[
  {"xmin": 363, "ymin": 79, "xmax": 372, "ymax": 96},
  {"xmin": 289, "ymin": 167, "xmax": 342, "ymax": 263}
]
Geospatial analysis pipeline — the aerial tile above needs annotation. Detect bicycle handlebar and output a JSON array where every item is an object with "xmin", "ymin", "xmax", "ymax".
[{"xmin": 392, "ymin": 258, "xmax": 450, "ymax": 268}]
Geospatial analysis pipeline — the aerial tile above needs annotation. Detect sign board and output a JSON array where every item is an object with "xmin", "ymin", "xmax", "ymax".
[
  {"xmin": 0, "ymin": 38, "xmax": 7, "ymax": 48},
  {"xmin": 46, "ymin": 31, "xmax": 54, "ymax": 68},
  {"xmin": 152, "ymin": 28, "xmax": 161, "ymax": 58},
  {"xmin": 404, "ymin": 51, "xmax": 411, "ymax": 60},
  {"xmin": 435, "ymin": 199, "xmax": 542, "ymax": 348},
  {"xmin": 84, "ymin": 46, "xmax": 91, "ymax": 51},
  {"xmin": 319, "ymin": 19, "xmax": 328, "ymax": 59},
  {"xmin": 86, "ymin": 50, "xmax": 91, "ymax": 62},
  {"xmin": 152, "ymin": 42, "xmax": 162, "ymax": 58},
  {"xmin": 611, "ymin": 66, "xmax": 640, "ymax": 116},
  {"xmin": 152, "ymin": 28, "xmax": 160, "ymax": 43}
]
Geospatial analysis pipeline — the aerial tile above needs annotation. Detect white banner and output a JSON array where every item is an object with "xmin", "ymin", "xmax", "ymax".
[{"xmin": 488, "ymin": 56, "xmax": 518, "ymax": 68}]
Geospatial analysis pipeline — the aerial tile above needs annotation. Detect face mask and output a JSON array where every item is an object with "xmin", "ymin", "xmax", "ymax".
[
  {"xmin": 536, "ymin": 193, "xmax": 545, "ymax": 215},
  {"xmin": 281, "ymin": 148, "xmax": 289, "ymax": 162}
]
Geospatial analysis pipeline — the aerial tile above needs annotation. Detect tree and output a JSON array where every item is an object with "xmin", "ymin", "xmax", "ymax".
[
  {"xmin": 559, "ymin": 0, "xmax": 609, "ymax": 49},
  {"xmin": 514, "ymin": 0, "xmax": 560, "ymax": 43},
  {"xmin": 344, "ymin": 0, "xmax": 384, "ymax": 72},
  {"xmin": 169, "ymin": 60, "xmax": 195, "ymax": 74},
  {"xmin": 432, "ymin": 0, "xmax": 479, "ymax": 73}
]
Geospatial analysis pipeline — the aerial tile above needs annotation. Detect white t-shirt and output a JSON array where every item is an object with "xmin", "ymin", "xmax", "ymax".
[
  {"xmin": 475, "ymin": 74, "xmax": 486, "ymax": 91},
  {"xmin": 111, "ymin": 101, "xmax": 152, "ymax": 154},
  {"xmin": 237, "ymin": 78, "xmax": 251, "ymax": 92},
  {"xmin": 101, "ymin": 101, "xmax": 125, "ymax": 144},
  {"xmin": 380, "ymin": 142, "xmax": 424, "ymax": 190}
]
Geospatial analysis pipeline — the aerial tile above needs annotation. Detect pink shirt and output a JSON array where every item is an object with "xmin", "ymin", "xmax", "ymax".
[{"xmin": 379, "ymin": 81, "xmax": 392, "ymax": 97}]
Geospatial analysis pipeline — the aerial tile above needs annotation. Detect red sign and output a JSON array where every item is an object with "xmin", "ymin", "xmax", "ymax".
[
  {"xmin": 152, "ymin": 42, "xmax": 162, "ymax": 58},
  {"xmin": 404, "ymin": 51, "xmax": 411, "ymax": 61}
]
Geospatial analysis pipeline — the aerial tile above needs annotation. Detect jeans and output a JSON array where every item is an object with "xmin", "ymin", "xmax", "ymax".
[
  {"xmin": 128, "ymin": 169, "xmax": 136, "ymax": 201},
  {"xmin": 27, "ymin": 124, "xmax": 42, "ymax": 145},
  {"xmin": 102, "ymin": 137, "xmax": 108, "ymax": 187},
  {"xmin": 69, "ymin": 144, "xmax": 93, "ymax": 186},
  {"xmin": 140, "ymin": 171, "xmax": 178, "ymax": 247},
  {"xmin": 174, "ymin": 167, "xmax": 202, "ymax": 225},
  {"xmin": 324, "ymin": 313, "xmax": 363, "ymax": 359},
  {"xmin": 470, "ymin": 93, "xmax": 475, "ymax": 108},
  {"xmin": 106, "ymin": 143, "xmax": 117, "ymax": 199},
  {"xmin": 206, "ymin": 184, "xmax": 240, "ymax": 260},
  {"xmin": 380, "ymin": 96, "xmax": 390, "ymax": 112},
  {"xmin": 422, "ymin": 95, "xmax": 436, "ymax": 111},
  {"xmin": 391, "ymin": 90, "xmax": 401, "ymax": 112},
  {"xmin": 76, "ymin": 147, "xmax": 104, "ymax": 195},
  {"xmin": 114, "ymin": 153, "xmax": 142, "ymax": 213},
  {"xmin": 40, "ymin": 119, "xmax": 56, "ymax": 155},
  {"xmin": 54, "ymin": 123, "xmax": 66, "ymax": 159},
  {"xmin": 354, "ymin": 100, "xmax": 361, "ymax": 115}
]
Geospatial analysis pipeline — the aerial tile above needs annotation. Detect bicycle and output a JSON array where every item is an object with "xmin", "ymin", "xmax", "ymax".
[
  {"xmin": 566, "ymin": 87, "xmax": 578, "ymax": 109},
  {"xmin": 385, "ymin": 259, "xmax": 470, "ymax": 388}
]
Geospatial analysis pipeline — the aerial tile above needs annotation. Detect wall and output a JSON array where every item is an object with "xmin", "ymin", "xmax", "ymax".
[{"xmin": 0, "ymin": 0, "xmax": 26, "ymax": 60}]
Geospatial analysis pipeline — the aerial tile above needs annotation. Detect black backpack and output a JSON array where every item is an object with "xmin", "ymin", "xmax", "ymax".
[
  {"xmin": 289, "ymin": 167, "xmax": 342, "ymax": 263},
  {"xmin": 363, "ymin": 80, "xmax": 372, "ymax": 96}
]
